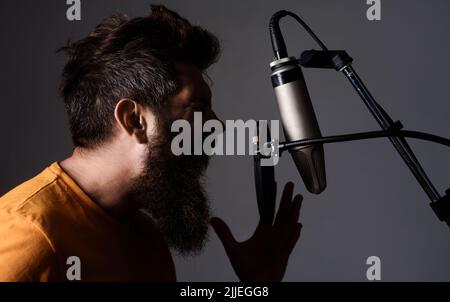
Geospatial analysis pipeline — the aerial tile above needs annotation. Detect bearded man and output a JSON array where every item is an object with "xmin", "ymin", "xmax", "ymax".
[{"xmin": 0, "ymin": 5, "xmax": 303, "ymax": 281}]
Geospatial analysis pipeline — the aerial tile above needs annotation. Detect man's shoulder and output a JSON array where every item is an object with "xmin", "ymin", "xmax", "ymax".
[
  {"xmin": 0, "ymin": 164, "xmax": 61, "ymax": 222},
  {"xmin": 0, "ymin": 165, "xmax": 61, "ymax": 281}
]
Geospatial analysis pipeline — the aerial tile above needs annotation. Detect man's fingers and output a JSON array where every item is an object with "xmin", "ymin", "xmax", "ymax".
[
  {"xmin": 280, "ymin": 182, "xmax": 294, "ymax": 209},
  {"xmin": 273, "ymin": 182, "xmax": 294, "ymax": 228},
  {"xmin": 210, "ymin": 217, "xmax": 238, "ymax": 254},
  {"xmin": 286, "ymin": 222, "xmax": 302, "ymax": 252},
  {"xmin": 289, "ymin": 194, "xmax": 303, "ymax": 225},
  {"xmin": 275, "ymin": 193, "xmax": 303, "ymax": 249}
]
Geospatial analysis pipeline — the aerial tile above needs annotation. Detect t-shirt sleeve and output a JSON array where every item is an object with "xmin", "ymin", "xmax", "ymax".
[{"xmin": 0, "ymin": 211, "xmax": 56, "ymax": 281}]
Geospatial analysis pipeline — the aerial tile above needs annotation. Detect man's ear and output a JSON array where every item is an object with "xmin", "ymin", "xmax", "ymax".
[{"xmin": 114, "ymin": 99, "xmax": 148, "ymax": 144}]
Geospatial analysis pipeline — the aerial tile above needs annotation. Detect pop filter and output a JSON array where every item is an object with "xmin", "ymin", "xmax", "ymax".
[{"xmin": 253, "ymin": 122, "xmax": 276, "ymax": 225}]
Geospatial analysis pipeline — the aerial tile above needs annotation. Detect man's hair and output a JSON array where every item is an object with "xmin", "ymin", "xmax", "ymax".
[{"xmin": 59, "ymin": 5, "xmax": 220, "ymax": 148}]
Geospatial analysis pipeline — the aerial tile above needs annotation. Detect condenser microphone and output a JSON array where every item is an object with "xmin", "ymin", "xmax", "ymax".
[{"xmin": 269, "ymin": 11, "xmax": 326, "ymax": 194}]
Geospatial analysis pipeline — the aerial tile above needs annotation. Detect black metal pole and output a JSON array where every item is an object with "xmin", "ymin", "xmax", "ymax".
[{"xmin": 340, "ymin": 64, "xmax": 441, "ymax": 202}]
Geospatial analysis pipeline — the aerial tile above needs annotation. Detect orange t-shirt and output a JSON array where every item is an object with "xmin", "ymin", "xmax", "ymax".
[{"xmin": 0, "ymin": 162, "xmax": 176, "ymax": 281}]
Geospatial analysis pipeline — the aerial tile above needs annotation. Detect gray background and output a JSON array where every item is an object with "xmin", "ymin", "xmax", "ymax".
[{"xmin": 0, "ymin": 0, "xmax": 449, "ymax": 281}]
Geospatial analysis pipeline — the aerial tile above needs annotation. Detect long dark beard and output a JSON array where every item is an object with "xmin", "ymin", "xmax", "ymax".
[{"xmin": 127, "ymin": 127, "xmax": 211, "ymax": 256}]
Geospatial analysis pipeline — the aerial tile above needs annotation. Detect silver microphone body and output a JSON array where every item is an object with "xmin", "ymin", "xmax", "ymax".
[{"xmin": 270, "ymin": 57, "xmax": 326, "ymax": 194}]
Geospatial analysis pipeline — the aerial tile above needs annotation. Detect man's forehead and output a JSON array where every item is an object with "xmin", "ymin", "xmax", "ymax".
[
  {"xmin": 174, "ymin": 63, "xmax": 211, "ymax": 101},
  {"xmin": 176, "ymin": 63, "xmax": 204, "ymax": 84}
]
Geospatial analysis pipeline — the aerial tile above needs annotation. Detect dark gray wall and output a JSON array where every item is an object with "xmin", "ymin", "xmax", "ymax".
[{"xmin": 1, "ymin": 0, "xmax": 449, "ymax": 281}]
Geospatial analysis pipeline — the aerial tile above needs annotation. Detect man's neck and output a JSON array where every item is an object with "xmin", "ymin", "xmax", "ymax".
[{"xmin": 60, "ymin": 146, "xmax": 140, "ymax": 221}]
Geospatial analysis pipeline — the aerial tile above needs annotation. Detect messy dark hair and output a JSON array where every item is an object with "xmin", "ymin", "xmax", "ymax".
[{"xmin": 59, "ymin": 5, "xmax": 220, "ymax": 148}]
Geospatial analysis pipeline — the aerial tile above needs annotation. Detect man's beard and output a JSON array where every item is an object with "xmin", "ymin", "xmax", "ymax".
[{"xmin": 126, "ymin": 126, "xmax": 211, "ymax": 256}]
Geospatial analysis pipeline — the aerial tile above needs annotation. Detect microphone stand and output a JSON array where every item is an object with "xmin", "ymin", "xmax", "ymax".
[{"xmin": 256, "ymin": 10, "xmax": 450, "ymax": 227}]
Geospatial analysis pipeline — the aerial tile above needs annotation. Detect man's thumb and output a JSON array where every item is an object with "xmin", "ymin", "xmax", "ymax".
[{"xmin": 210, "ymin": 217, "xmax": 237, "ymax": 250}]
